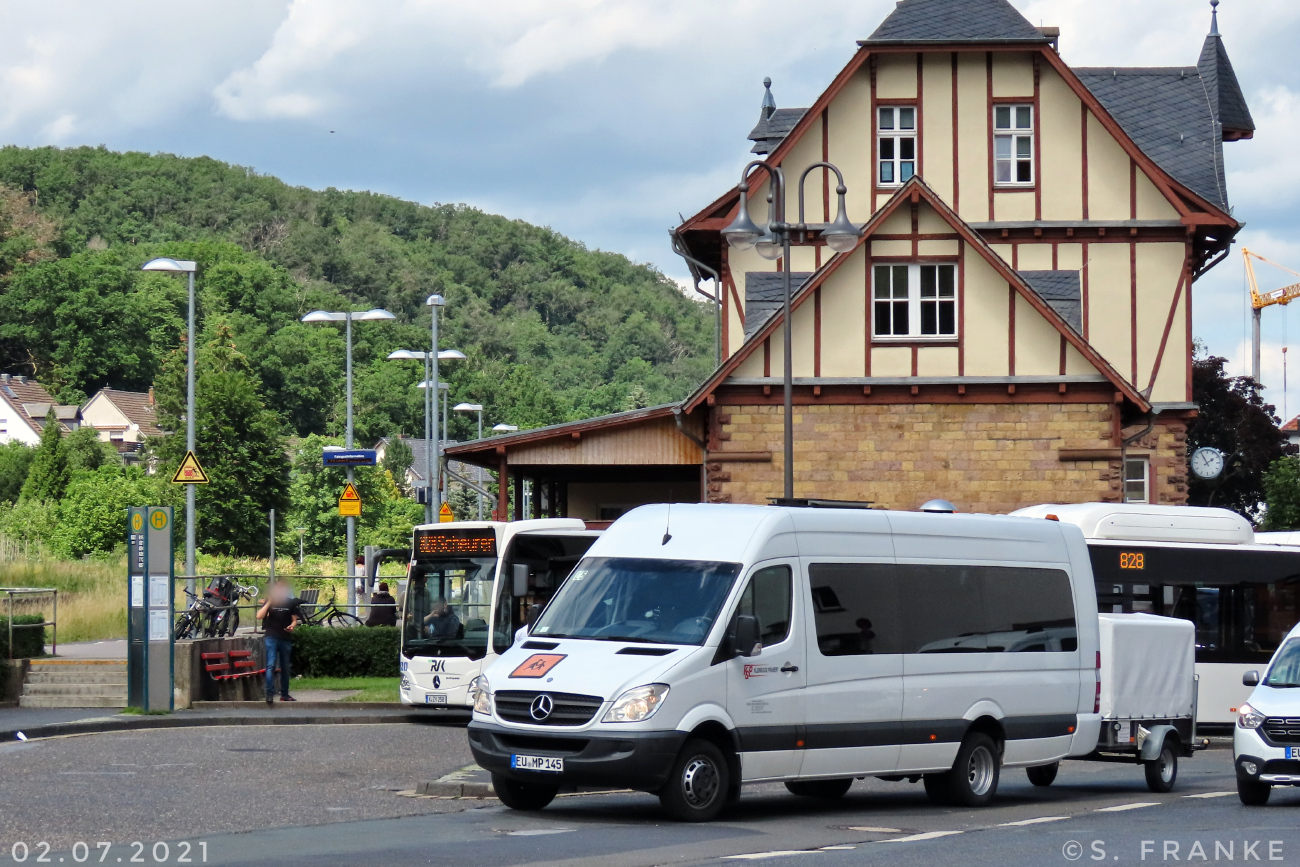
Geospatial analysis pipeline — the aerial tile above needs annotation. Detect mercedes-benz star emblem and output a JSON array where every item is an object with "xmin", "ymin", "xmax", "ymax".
[{"xmin": 529, "ymin": 694, "xmax": 554, "ymax": 721}]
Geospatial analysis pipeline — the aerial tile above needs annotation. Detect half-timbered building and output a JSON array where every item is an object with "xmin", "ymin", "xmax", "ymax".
[{"xmin": 447, "ymin": 0, "xmax": 1254, "ymax": 519}]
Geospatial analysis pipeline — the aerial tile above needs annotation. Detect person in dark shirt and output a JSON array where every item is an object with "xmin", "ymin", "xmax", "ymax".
[
  {"xmin": 424, "ymin": 597, "xmax": 461, "ymax": 639},
  {"xmin": 365, "ymin": 582, "xmax": 398, "ymax": 627},
  {"xmin": 256, "ymin": 580, "xmax": 301, "ymax": 704}
]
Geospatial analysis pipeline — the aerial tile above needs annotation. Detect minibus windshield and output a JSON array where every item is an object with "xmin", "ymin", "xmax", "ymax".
[
  {"xmin": 1265, "ymin": 640, "xmax": 1300, "ymax": 687},
  {"xmin": 403, "ymin": 557, "xmax": 496, "ymax": 660},
  {"xmin": 532, "ymin": 557, "xmax": 741, "ymax": 645}
]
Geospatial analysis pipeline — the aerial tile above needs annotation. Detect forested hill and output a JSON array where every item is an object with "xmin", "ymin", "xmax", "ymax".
[{"xmin": 0, "ymin": 145, "xmax": 712, "ymax": 443}]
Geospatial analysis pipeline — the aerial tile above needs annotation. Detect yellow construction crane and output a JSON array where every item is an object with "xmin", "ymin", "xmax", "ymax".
[{"xmin": 1244, "ymin": 248, "xmax": 1300, "ymax": 382}]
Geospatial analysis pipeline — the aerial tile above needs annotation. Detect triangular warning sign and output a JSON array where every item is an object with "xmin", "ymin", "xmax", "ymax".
[
  {"xmin": 340, "ymin": 483, "xmax": 361, "ymax": 501},
  {"xmin": 171, "ymin": 450, "xmax": 210, "ymax": 484},
  {"xmin": 439, "ymin": 502, "xmax": 454, "ymax": 523}
]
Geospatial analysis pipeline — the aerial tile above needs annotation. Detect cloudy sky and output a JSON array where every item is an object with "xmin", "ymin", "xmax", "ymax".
[{"xmin": 2, "ymin": 0, "xmax": 1298, "ymax": 412}]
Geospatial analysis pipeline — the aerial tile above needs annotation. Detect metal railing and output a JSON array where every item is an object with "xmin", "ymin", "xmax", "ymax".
[
  {"xmin": 171, "ymin": 575, "xmax": 400, "ymax": 638},
  {"xmin": 2, "ymin": 588, "xmax": 57, "ymax": 660}
]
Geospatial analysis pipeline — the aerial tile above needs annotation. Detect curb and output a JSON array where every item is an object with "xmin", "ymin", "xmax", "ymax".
[
  {"xmin": 416, "ymin": 780, "xmax": 497, "ymax": 798},
  {"xmin": 191, "ymin": 701, "xmax": 418, "ymax": 710},
  {"xmin": 0, "ymin": 709, "xmax": 464, "ymax": 743}
]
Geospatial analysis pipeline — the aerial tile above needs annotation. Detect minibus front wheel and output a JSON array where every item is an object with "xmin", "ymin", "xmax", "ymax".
[
  {"xmin": 492, "ymin": 775, "xmax": 558, "ymax": 811},
  {"xmin": 659, "ymin": 738, "xmax": 730, "ymax": 822}
]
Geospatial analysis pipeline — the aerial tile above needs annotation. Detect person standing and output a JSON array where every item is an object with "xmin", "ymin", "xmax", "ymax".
[
  {"xmin": 365, "ymin": 582, "xmax": 398, "ymax": 627},
  {"xmin": 257, "ymin": 580, "xmax": 300, "ymax": 704}
]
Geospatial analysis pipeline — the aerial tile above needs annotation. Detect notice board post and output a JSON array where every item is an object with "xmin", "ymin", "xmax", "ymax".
[{"xmin": 127, "ymin": 506, "xmax": 175, "ymax": 711}]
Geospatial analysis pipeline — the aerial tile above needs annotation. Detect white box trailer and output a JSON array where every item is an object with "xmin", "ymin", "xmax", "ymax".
[{"xmin": 1027, "ymin": 612, "xmax": 1206, "ymax": 793}]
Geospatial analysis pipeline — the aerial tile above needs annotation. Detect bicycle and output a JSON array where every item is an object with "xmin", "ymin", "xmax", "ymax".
[
  {"xmin": 299, "ymin": 586, "xmax": 363, "ymax": 628},
  {"xmin": 174, "ymin": 578, "xmax": 259, "ymax": 639}
]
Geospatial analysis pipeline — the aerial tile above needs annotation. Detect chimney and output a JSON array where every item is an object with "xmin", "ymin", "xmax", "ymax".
[{"xmin": 148, "ymin": 387, "xmax": 155, "ymax": 406}]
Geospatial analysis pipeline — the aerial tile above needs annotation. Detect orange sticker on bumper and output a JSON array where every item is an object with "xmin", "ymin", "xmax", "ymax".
[{"xmin": 509, "ymin": 653, "xmax": 567, "ymax": 678}]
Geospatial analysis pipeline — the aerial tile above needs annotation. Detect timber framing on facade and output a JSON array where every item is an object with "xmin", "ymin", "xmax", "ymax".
[{"xmin": 448, "ymin": 0, "xmax": 1254, "ymax": 519}]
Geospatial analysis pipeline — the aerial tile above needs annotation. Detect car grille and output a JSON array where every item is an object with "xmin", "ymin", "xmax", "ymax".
[
  {"xmin": 495, "ymin": 690, "xmax": 603, "ymax": 727},
  {"xmin": 1262, "ymin": 718, "xmax": 1300, "ymax": 745}
]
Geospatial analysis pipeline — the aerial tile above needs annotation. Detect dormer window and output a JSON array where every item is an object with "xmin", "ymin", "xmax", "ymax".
[
  {"xmin": 877, "ymin": 107, "xmax": 917, "ymax": 187},
  {"xmin": 993, "ymin": 105, "xmax": 1034, "ymax": 185}
]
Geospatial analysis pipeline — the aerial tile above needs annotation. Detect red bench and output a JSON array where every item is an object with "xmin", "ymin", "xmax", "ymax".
[{"xmin": 201, "ymin": 650, "xmax": 266, "ymax": 681}]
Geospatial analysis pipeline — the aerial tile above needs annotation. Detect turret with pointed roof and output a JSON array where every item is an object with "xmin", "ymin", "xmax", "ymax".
[{"xmin": 1198, "ymin": 0, "xmax": 1255, "ymax": 140}]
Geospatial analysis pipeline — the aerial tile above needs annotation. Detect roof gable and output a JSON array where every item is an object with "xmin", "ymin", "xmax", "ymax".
[
  {"xmin": 864, "ymin": 0, "xmax": 1048, "ymax": 44},
  {"xmin": 93, "ymin": 388, "xmax": 163, "ymax": 436},
  {"xmin": 685, "ymin": 177, "xmax": 1149, "ymax": 413}
]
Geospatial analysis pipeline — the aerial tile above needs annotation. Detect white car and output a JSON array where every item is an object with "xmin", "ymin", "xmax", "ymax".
[{"xmin": 1234, "ymin": 621, "xmax": 1300, "ymax": 805}]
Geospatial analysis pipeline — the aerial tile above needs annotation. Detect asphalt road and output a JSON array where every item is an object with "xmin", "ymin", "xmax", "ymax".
[{"xmin": 1, "ymin": 728, "xmax": 1296, "ymax": 867}]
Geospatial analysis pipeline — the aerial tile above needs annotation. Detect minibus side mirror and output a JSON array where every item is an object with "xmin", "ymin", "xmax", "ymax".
[
  {"xmin": 732, "ymin": 615, "xmax": 762, "ymax": 658},
  {"xmin": 1243, "ymin": 670, "xmax": 1260, "ymax": 687}
]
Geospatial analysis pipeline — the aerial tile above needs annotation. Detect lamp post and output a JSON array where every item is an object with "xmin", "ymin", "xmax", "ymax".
[
  {"xmin": 388, "ymin": 348, "xmax": 466, "ymax": 522},
  {"xmin": 302, "ymin": 307, "xmax": 396, "ymax": 608},
  {"xmin": 721, "ymin": 161, "xmax": 860, "ymax": 502},
  {"xmin": 141, "ymin": 257, "xmax": 199, "ymax": 595},
  {"xmin": 454, "ymin": 403, "xmax": 484, "ymax": 519}
]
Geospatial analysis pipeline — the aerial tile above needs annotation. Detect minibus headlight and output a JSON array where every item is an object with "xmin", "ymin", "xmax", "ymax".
[
  {"xmin": 470, "ymin": 676, "xmax": 492, "ymax": 715},
  {"xmin": 603, "ymin": 684, "xmax": 670, "ymax": 723},
  {"xmin": 1237, "ymin": 702, "xmax": 1266, "ymax": 730}
]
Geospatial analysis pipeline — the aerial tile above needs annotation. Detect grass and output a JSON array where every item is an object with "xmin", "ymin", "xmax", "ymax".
[{"xmin": 292, "ymin": 676, "xmax": 400, "ymax": 703}]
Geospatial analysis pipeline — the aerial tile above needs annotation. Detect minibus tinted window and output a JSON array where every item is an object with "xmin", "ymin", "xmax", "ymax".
[
  {"xmin": 736, "ymin": 566, "xmax": 794, "ymax": 646},
  {"xmin": 533, "ymin": 558, "xmax": 742, "ymax": 645},
  {"xmin": 809, "ymin": 563, "xmax": 1076, "ymax": 655}
]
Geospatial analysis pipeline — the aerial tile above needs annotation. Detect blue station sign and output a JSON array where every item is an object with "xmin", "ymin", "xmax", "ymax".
[{"xmin": 322, "ymin": 449, "xmax": 378, "ymax": 467}]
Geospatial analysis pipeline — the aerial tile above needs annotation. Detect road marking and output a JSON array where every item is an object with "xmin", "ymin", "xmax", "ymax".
[
  {"xmin": 819, "ymin": 846, "xmax": 856, "ymax": 851},
  {"xmin": 998, "ymin": 816, "xmax": 1070, "ymax": 826},
  {"xmin": 845, "ymin": 827, "xmax": 902, "ymax": 833},
  {"xmin": 505, "ymin": 829, "xmax": 574, "ymax": 836},
  {"xmin": 1184, "ymin": 791, "xmax": 1236, "ymax": 799},
  {"xmin": 1095, "ymin": 802, "xmax": 1160, "ymax": 812},
  {"xmin": 723, "ymin": 852, "xmax": 818, "ymax": 860},
  {"xmin": 878, "ymin": 831, "xmax": 964, "ymax": 843}
]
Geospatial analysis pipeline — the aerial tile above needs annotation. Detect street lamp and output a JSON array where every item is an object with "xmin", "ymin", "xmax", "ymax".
[
  {"xmin": 302, "ymin": 307, "xmax": 396, "ymax": 608},
  {"xmin": 722, "ymin": 160, "xmax": 860, "ymax": 501},
  {"xmin": 141, "ymin": 257, "xmax": 199, "ymax": 595},
  {"xmin": 454, "ymin": 403, "xmax": 485, "ymax": 519},
  {"xmin": 492, "ymin": 424, "xmax": 518, "ymax": 433},
  {"xmin": 387, "ymin": 347, "xmax": 466, "ymax": 522}
]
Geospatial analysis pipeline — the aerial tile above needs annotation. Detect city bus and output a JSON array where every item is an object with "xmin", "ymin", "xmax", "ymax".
[
  {"xmin": 399, "ymin": 519, "xmax": 601, "ymax": 707},
  {"xmin": 1014, "ymin": 503, "xmax": 1300, "ymax": 724}
]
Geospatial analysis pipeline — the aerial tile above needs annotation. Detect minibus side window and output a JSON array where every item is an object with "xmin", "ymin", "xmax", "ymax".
[
  {"xmin": 808, "ymin": 563, "xmax": 903, "ymax": 656},
  {"xmin": 736, "ymin": 566, "xmax": 793, "ymax": 647}
]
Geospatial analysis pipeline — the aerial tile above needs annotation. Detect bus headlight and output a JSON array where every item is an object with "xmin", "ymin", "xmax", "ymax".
[
  {"xmin": 602, "ymin": 684, "xmax": 669, "ymax": 723},
  {"xmin": 1237, "ymin": 702, "xmax": 1266, "ymax": 730},
  {"xmin": 470, "ymin": 676, "xmax": 491, "ymax": 715}
]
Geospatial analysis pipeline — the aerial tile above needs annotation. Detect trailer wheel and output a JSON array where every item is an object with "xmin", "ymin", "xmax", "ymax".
[
  {"xmin": 1143, "ymin": 740, "xmax": 1178, "ymax": 793},
  {"xmin": 1026, "ymin": 762, "xmax": 1059, "ymax": 787}
]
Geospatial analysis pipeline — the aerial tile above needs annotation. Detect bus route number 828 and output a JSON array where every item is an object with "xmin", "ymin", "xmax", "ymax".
[{"xmin": 1119, "ymin": 551, "xmax": 1145, "ymax": 570}]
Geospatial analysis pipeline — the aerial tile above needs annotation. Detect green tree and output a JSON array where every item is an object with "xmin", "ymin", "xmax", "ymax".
[
  {"xmin": 0, "ymin": 441, "xmax": 34, "ymax": 504},
  {"xmin": 54, "ymin": 465, "xmax": 160, "ymax": 557},
  {"xmin": 381, "ymin": 436, "xmax": 414, "ymax": 492},
  {"xmin": 1263, "ymin": 457, "xmax": 1300, "ymax": 531},
  {"xmin": 19, "ymin": 410, "xmax": 70, "ymax": 503},
  {"xmin": 153, "ymin": 325, "xmax": 290, "ymax": 556},
  {"xmin": 1187, "ymin": 352, "xmax": 1296, "ymax": 517},
  {"xmin": 65, "ymin": 426, "xmax": 117, "ymax": 473}
]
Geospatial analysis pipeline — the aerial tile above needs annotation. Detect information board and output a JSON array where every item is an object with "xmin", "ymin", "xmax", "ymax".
[{"xmin": 126, "ymin": 506, "xmax": 174, "ymax": 712}]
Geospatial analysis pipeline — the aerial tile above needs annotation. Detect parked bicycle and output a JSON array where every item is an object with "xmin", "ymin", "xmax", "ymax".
[
  {"xmin": 298, "ymin": 586, "xmax": 363, "ymax": 629},
  {"xmin": 174, "ymin": 577, "xmax": 260, "ymax": 640}
]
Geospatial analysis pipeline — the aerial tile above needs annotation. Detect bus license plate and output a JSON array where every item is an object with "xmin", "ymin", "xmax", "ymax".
[
  {"xmin": 511, "ymin": 755, "xmax": 563, "ymax": 772},
  {"xmin": 425, "ymin": 694, "xmax": 447, "ymax": 705},
  {"xmin": 1289, "ymin": 747, "xmax": 1300, "ymax": 760}
]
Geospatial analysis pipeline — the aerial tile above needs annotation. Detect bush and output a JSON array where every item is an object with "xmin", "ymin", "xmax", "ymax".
[
  {"xmin": 290, "ymin": 626, "xmax": 399, "ymax": 678},
  {"xmin": 0, "ymin": 614, "xmax": 46, "ymax": 659}
]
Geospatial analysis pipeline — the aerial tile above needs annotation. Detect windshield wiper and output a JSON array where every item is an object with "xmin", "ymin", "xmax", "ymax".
[{"xmin": 1265, "ymin": 681, "xmax": 1300, "ymax": 688}]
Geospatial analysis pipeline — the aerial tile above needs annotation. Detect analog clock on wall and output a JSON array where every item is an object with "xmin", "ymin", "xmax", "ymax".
[{"xmin": 1190, "ymin": 447, "xmax": 1226, "ymax": 480}]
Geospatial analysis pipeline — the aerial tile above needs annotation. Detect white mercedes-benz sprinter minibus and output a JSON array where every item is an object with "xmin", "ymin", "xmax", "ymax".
[{"xmin": 467, "ymin": 503, "xmax": 1102, "ymax": 821}]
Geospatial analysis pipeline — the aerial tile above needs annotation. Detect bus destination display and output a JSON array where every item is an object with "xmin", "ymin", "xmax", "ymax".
[{"xmin": 414, "ymin": 528, "xmax": 497, "ymax": 557}]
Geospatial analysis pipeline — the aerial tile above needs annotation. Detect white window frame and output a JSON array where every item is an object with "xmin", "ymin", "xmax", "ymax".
[
  {"xmin": 877, "ymin": 106, "xmax": 917, "ymax": 188},
  {"xmin": 872, "ymin": 263, "xmax": 958, "ymax": 341},
  {"xmin": 1123, "ymin": 456, "xmax": 1150, "ymax": 504},
  {"xmin": 993, "ymin": 104, "xmax": 1034, "ymax": 186}
]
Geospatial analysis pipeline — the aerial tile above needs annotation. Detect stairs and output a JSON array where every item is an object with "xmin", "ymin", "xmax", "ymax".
[{"xmin": 19, "ymin": 660, "xmax": 128, "ymax": 708}]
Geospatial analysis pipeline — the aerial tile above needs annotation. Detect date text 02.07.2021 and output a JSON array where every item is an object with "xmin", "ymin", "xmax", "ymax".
[{"xmin": 8, "ymin": 841, "xmax": 208, "ymax": 864}]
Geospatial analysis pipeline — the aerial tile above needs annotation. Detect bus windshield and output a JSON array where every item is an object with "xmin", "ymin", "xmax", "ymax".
[
  {"xmin": 532, "ymin": 557, "xmax": 741, "ymax": 646},
  {"xmin": 403, "ymin": 557, "xmax": 496, "ymax": 660}
]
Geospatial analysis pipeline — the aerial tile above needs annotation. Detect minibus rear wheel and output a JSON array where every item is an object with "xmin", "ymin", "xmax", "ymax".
[
  {"xmin": 492, "ymin": 775, "xmax": 558, "ymax": 811},
  {"xmin": 659, "ymin": 738, "xmax": 730, "ymax": 822},
  {"xmin": 785, "ymin": 778, "xmax": 853, "ymax": 799},
  {"xmin": 926, "ymin": 733, "xmax": 1001, "ymax": 807}
]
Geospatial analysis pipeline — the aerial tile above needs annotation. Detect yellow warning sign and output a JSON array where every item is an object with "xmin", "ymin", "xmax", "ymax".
[
  {"xmin": 171, "ymin": 450, "xmax": 209, "ymax": 484},
  {"xmin": 339, "ymin": 482, "xmax": 362, "ymax": 517},
  {"xmin": 439, "ymin": 502, "xmax": 454, "ymax": 523}
]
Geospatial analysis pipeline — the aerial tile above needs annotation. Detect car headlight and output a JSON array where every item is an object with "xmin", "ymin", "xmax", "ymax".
[
  {"xmin": 470, "ymin": 675, "xmax": 491, "ymax": 715},
  {"xmin": 1237, "ymin": 702, "xmax": 1266, "ymax": 730},
  {"xmin": 602, "ymin": 684, "xmax": 669, "ymax": 723}
]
